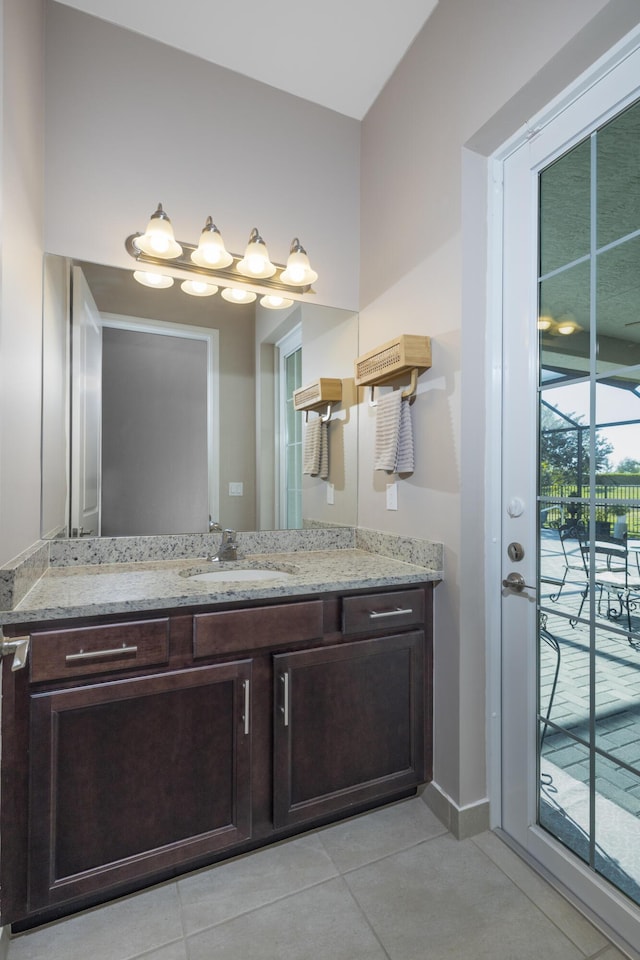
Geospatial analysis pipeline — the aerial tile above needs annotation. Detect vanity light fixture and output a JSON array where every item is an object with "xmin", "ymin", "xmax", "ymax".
[
  {"xmin": 180, "ymin": 279, "xmax": 218, "ymax": 297},
  {"xmin": 126, "ymin": 204, "xmax": 318, "ymax": 303},
  {"xmin": 191, "ymin": 216, "xmax": 233, "ymax": 269},
  {"xmin": 236, "ymin": 228, "xmax": 276, "ymax": 279},
  {"xmin": 133, "ymin": 204, "xmax": 183, "ymax": 259},
  {"xmin": 280, "ymin": 238, "xmax": 318, "ymax": 286},
  {"xmin": 221, "ymin": 287, "xmax": 257, "ymax": 304},
  {"xmin": 260, "ymin": 294, "xmax": 294, "ymax": 310},
  {"xmin": 133, "ymin": 270, "xmax": 174, "ymax": 289}
]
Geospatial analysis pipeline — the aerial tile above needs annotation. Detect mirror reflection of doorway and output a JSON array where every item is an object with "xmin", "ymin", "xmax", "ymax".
[
  {"xmin": 97, "ymin": 318, "xmax": 218, "ymax": 537},
  {"xmin": 277, "ymin": 326, "xmax": 302, "ymax": 529}
]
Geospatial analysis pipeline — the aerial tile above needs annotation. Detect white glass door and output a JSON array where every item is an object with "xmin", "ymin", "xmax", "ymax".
[{"xmin": 500, "ymin": 41, "xmax": 640, "ymax": 950}]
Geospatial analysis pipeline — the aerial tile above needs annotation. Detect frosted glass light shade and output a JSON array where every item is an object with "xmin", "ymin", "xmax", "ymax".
[
  {"xmin": 133, "ymin": 271, "xmax": 174, "ymax": 289},
  {"xmin": 191, "ymin": 217, "xmax": 233, "ymax": 268},
  {"xmin": 236, "ymin": 228, "xmax": 276, "ymax": 279},
  {"xmin": 280, "ymin": 238, "xmax": 317, "ymax": 285},
  {"xmin": 221, "ymin": 287, "xmax": 257, "ymax": 304},
  {"xmin": 133, "ymin": 204, "xmax": 183, "ymax": 259},
  {"xmin": 181, "ymin": 279, "xmax": 218, "ymax": 297}
]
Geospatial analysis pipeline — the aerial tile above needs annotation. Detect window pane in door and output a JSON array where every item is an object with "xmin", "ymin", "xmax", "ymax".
[
  {"xmin": 539, "ymin": 259, "xmax": 590, "ymax": 377},
  {"xmin": 539, "ymin": 137, "xmax": 591, "ymax": 276},
  {"xmin": 596, "ymin": 236, "xmax": 640, "ymax": 374},
  {"xmin": 597, "ymin": 99, "xmax": 640, "ymax": 248},
  {"xmin": 538, "ymin": 94, "xmax": 640, "ymax": 908}
]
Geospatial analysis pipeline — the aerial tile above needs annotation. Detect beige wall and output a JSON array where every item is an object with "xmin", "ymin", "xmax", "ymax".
[
  {"xmin": 359, "ymin": 0, "xmax": 640, "ymax": 813},
  {"xmin": 43, "ymin": 2, "xmax": 360, "ymax": 313},
  {"xmin": 0, "ymin": 0, "xmax": 45, "ymax": 566}
]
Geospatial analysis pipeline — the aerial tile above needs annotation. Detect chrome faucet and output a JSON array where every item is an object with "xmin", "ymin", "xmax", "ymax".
[{"xmin": 211, "ymin": 529, "xmax": 238, "ymax": 562}]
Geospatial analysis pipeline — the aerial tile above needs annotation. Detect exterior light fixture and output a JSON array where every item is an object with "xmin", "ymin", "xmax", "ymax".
[
  {"xmin": 260, "ymin": 294, "xmax": 294, "ymax": 310},
  {"xmin": 191, "ymin": 217, "xmax": 233, "ymax": 269},
  {"xmin": 221, "ymin": 287, "xmax": 257, "ymax": 304},
  {"xmin": 556, "ymin": 314, "xmax": 581, "ymax": 336},
  {"xmin": 133, "ymin": 204, "xmax": 183, "ymax": 259},
  {"xmin": 133, "ymin": 271, "xmax": 174, "ymax": 289},
  {"xmin": 280, "ymin": 238, "xmax": 318, "ymax": 286},
  {"xmin": 181, "ymin": 279, "xmax": 218, "ymax": 297},
  {"xmin": 236, "ymin": 228, "xmax": 276, "ymax": 279}
]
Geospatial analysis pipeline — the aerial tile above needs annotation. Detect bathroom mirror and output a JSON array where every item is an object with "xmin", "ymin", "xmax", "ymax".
[{"xmin": 41, "ymin": 255, "xmax": 358, "ymax": 539}]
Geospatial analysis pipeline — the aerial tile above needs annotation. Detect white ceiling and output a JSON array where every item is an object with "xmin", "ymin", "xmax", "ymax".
[{"xmin": 53, "ymin": 0, "xmax": 439, "ymax": 120}]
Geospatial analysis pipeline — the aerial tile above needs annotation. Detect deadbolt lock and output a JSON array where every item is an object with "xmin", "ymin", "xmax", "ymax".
[{"xmin": 507, "ymin": 541, "xmax": 525, "ymax": 562}]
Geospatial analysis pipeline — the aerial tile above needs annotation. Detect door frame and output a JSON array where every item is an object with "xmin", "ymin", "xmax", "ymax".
[
  {"xmin": 485, "ymin": 24, "xmax": 640, "ymax": 951},
  {"xmin": 100, "ymin": 314, "xmax": 220, "ymax": 530}
]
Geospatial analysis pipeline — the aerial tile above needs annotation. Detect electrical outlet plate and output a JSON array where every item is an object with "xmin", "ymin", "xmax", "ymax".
[
  {"xmin": 386, "ymin": 482, "xmax": 398, "ymax": 510},
  {"xmin": 327, "ymin": 482, "xmax": 335, "ymax": 505}
]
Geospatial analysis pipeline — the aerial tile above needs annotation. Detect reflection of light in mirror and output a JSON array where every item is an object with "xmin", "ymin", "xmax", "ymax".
[
  {"xmin": 261, "ymin": 294, "xmax": 294, "ymax": 310},
  {"xmin": 181, "ymin": 279, "xmax": 218, "ymax": 297},
  {"xmin": 221, "ymin": 287, "xmax": 256, "ymax": 304},
  {"xmin": 133, "ymin": 271, "xmax": 174, "ymax": 289},
  {"xmin": 538, "ymin": 314, "xmax": 554, "ymax": 331}
]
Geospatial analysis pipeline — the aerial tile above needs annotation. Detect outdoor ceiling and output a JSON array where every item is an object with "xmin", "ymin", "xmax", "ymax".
[{"xmin": 52, "ymin": 0, "xmax": 439, "ymax": 119}]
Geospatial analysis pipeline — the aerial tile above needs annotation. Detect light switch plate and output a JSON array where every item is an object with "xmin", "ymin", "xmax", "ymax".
[
  {"xmin": 229, "ymin": 482, "xmax": 243, "ymax": 497},
  {"xmin": 386, "ymin": 482, "xmax": 398, "ymax": 510}
]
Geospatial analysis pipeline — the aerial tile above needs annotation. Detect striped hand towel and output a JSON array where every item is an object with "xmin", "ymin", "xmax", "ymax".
[
  {"xmin": 374, "ymin": 390, "xmax": 414, "ymax": 473},
  {"xmin": 303, "ymin": 418, "xmax": 330, "ymax": 479}
]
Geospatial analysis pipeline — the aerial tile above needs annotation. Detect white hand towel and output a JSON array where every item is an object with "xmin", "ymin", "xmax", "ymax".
[{"xmin": 374, "ymin": 390, "xmax": 414, "ymax": 473}]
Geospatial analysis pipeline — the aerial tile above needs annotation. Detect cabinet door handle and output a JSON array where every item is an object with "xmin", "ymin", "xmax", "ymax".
[
  {"xmin": 65, "ymin": 644, "xmax": 138, "ymax": 663},
  {"xmin": 242, "ymin": 679, "xmax": 250, "ymax": 736},
  {"xmin": 280, "ymin": 671, "xmax": 290, "ymax": 727},
  {"xmin": 369, "ymin": 607, "xmax": 413, "ymax": 620}
]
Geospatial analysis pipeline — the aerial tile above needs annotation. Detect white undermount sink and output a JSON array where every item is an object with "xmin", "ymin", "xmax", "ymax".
[{"xmin": 186, "ymin": 568, "xmax": 292, "ymax": 584}]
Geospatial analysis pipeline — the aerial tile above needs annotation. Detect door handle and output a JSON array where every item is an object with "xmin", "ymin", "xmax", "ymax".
[{"xmin": 502, "ymin": 572, "xmax": 536, "ymax": 592}]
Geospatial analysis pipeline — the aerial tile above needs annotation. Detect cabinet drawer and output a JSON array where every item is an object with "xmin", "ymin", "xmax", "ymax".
[
  {"xmin": 30, "ymin": 619, "xmax": 170, "ymax": 682},
  {"xmin": 194, "ymin": 601, "xmax": 324, "ymax": 657},
  {"xmin": 342, "ymin": 589, "xmax": 424, "ymax": 635}
]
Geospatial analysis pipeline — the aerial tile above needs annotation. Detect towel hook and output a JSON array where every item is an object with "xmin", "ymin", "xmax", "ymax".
[
  {"xmin": 369, "ymin": 368, "xmax": 418, "ymax": 406},
  {"xmin": 305, "ymin": 404, "xmax": 333, "ymax": 423}
]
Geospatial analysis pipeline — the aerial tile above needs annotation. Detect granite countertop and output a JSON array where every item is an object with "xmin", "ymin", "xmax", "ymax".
[{"xmin": 0, "ymin": 549, "xmax": 442, "ymax": 626}]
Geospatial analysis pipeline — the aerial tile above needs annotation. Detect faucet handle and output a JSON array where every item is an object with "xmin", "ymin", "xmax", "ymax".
[
  {"xmin": 222, "ymin": 528, "xmax": 236, "ymax": 543},
  {"xmin": 209, "ymin": 516, "xmax": 222, "ymax": 532}
]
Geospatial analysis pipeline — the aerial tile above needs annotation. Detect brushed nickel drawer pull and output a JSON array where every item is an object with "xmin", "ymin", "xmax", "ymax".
[
  {"xmin": 280, "ymin": 672, "xmax": 290, "ymax": 727},
  {"xmin": 243, "ymin": 679, "xmax": 250, "ymax": 736},
  {"xmin": 65, "ymin": 644, "xmax": 138, "ymax": 663},
  {"xmin": 369, "ymin": 607, "xmax": 413, "ymax": 619}
]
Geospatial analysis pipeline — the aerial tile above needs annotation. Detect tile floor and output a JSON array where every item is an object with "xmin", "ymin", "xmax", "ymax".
[{"xmin": 6, "ymin": 796, "xmax": 633, "ymax": 960}]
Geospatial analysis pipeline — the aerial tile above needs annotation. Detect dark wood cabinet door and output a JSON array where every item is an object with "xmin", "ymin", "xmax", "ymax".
[
  {"xmin": 273, "ymin": 632, "xmax": 425, "ymax": 828},
  {"xmin": 28, "ymin": 661, "xmax": 252, "ymax": 910}
]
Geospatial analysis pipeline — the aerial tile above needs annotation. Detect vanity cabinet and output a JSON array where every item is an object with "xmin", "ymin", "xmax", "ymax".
[
  {"xmin": 28, "ymin": 660, "xmax": 252, "ymax": 910},
  {"xmin": 1, "ymin": 584, "xmax": 433, "ymax": 929}
]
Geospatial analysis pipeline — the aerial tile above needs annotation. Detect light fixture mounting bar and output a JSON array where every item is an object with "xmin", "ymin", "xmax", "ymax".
[{"xmin": 125, "ymin": 234, "xmax": 313, "ymax": 294}]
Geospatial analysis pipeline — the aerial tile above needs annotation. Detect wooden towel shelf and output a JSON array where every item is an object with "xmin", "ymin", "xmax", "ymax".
[
  {"xmin": 355, "ymin": 334, "xmax": 431, "ymax": 400},
  {"xmin": 293, "ymin": 378, "xmax": 342, "ymax": 415}
]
